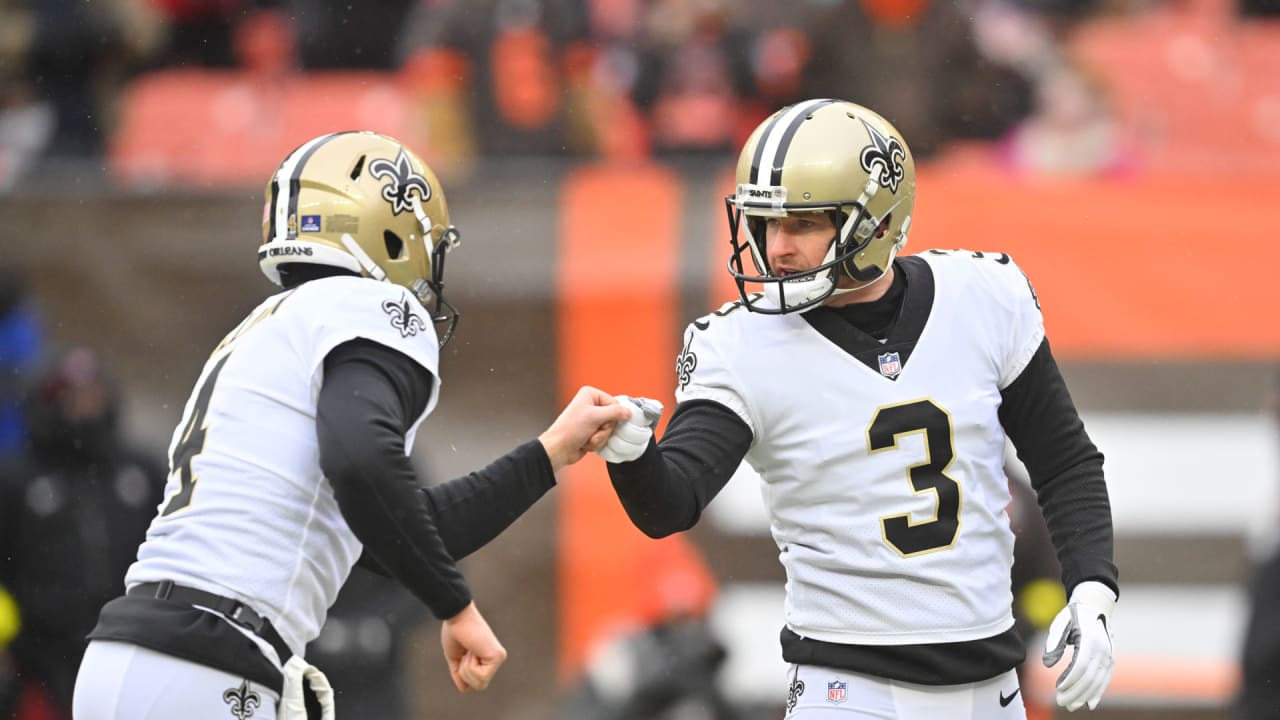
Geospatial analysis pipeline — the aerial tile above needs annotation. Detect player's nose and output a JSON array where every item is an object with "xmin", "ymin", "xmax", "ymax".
[{"xmin": 768, "ymin": 233, "xmax": 801, "ymax": 268}]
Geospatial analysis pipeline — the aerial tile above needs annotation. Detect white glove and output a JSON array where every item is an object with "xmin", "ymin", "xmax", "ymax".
[
  {"xmin": 1043, "ymin": 580, "xmax": 1116, "ymax": 711},
  {"xmin": 598, "ymin": 395, "xmax": 664, "ymax": 463},
  {"xmin": 279, "ymin": 656, "xmax": 336, "ymax": 720}
]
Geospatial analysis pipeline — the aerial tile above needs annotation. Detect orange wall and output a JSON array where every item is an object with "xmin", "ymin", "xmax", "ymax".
[
  {"xmin": 555, "ymin": 163, "xmax": 717, "ymax": 680},
  {"xmin": 913, "ymin": 165, "xmax": 1280, "ymax": 359}
]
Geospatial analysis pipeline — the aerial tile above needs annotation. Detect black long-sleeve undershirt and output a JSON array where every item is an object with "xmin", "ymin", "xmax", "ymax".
[
  {"xmin": 999, "ymin": 339, "xmax": 1117, "ymax": 595},
  {"xmin": 317, "ymin": 339, "xmax": 558, "ymax": 621},
  {"xmin": 607, "ymin": 342, "xmax": 1118, "ymax": 597},
  {"xmin": 609, "ymin": 400, "xmax": 749, "ymax": 539}
]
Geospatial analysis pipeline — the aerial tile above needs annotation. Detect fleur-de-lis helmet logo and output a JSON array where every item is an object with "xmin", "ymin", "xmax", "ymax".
[
  {"xmin": 858, "ymin": 118, "xmax": 906, "ymax": 194},
  {"xmin": 369, "ymin": 148, "xmax": 432, "ymax": 216},
  {"xmin": 223, "ymin": 680, "xmax": 261, "ymax": 719}
]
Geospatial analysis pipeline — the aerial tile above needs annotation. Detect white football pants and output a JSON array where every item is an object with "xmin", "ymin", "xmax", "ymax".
[
  {"xmin": 73, "ymin": 640, "xmax": 280, "ymax": 720},
  {"xmin": 784, "ymin": 664, "xmax": 1027, "ymax": 720}
]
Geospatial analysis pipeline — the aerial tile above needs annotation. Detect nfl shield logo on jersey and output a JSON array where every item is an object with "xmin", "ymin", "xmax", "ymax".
[
  {"xmin": 877, "ymin": 351, "xmax": 902, "ymax": 379},
  {"xmin": 827, "ymin": 680, "xmax": 848, "ymax": 704}
]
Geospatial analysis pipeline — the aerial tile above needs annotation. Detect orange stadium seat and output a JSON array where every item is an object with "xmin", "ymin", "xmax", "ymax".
[
  {"xmin": 1070, "ymin": 1, "xmax": 1280, "ymax": 172},
  {"xmin": 1237, "ymin": 23, "xmax": 1280, "ymax": 150},
  {"xmin": 109, "ymin": 70, "xmax": 421, "ymax": 189},
  {"xmin": 1069, "ymin": 7, "xmax": 1280, "ymax": 174}
]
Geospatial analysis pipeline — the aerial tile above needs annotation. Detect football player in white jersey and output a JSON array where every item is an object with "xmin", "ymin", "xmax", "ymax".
[
  {"xmin": 596, "ymin": 100, "xmax": 1118, "ymax": 718},
  {"xmin": 71, "ymin": 131, "xmax": 631, "ymax": 720}
]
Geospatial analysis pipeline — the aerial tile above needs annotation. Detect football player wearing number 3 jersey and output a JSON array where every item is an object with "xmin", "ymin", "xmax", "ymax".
[
  {"xmin": 598, "ymin": 100, "xmax": 1118, "ymax": 718},
  {"xmin": 71, "ymin": 132, "xmax": 630, "ymax": 720}
]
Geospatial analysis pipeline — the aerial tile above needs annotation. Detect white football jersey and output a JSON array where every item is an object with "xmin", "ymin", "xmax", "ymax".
[
  {"xmin": 677, "ymin": 251, "xmax": 1044, "ymax": 646},
  {"xmin": 125, "ymin": 276, "xmax": 440, "ymax": 656}
]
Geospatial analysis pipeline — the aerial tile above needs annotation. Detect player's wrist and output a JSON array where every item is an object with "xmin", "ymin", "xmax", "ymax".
[
  {"xmin": 1069, "ymin": 581, "xmax": 1116, "ymax": 611},
  {"xmin": 444, "ymin": 600, "xmax": 480, "ymax": 625},
  {"xmin": 536, "ymin": 432, "xmax": 571, "ymax": 473}
]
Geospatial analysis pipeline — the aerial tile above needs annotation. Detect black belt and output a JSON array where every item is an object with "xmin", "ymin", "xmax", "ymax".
[{"xmin": 129, "ymin": 581, "xmax": 293, "ymax": 663}]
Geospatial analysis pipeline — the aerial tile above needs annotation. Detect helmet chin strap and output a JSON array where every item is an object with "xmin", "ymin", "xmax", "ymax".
[
  {"xmin": 411, "ymin": 195, "xmax": 435, "ymax": 254},
  {"xmin": 339, "ymin": 234, "xmax": 387, "ymax": 281},
  {"xmin": 832, "ymin": 266, "xmax": 893, "ymax": 295},
  {"xmin": 338, "ymin": 195, "xmax": 438, "ymax": 284}
]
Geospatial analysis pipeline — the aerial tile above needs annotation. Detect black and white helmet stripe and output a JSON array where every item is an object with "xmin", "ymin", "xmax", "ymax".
[
  {"xmin": 750, "ymin": 98, "xmax": 834, "ymax": 187},
  {"xmin": 267, "ymin": 131, "xmax": 346, "ymax": 243}
]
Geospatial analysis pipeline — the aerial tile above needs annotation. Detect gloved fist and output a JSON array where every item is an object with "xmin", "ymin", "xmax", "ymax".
[
  {"xmin": 1043, "ymin": 580, "xmax": 1116, "ymax": 711},
  {"xmin": 598, "ymin": 395, "xmax": 664, "ymax": 464}
]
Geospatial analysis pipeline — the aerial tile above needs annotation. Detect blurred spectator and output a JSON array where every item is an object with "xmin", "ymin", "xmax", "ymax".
[
  {"xmin": 0, "ymin": 2, "xmax": 53, "ymax": 191},
  {"xmin": 557, "ymin": 0, "xmax": 653, "ymax": 158},
  {"xmin": 1007, "ymin": 465, "xmax": 1064, "ymax": 650},
  {"xmin": 1235, "ymin": 368, "xmax": 1280, "ymax": 720},
  {"xmin": 0, "ymin": 269, "xmax": 42, "ymax": 462},
  {"xmin": 1240, "ymin": 0, "xmax": 1280, "ymax": 14},
  {"xmin": 628, "ymin": 0, "xmax": 761, "ymax": 156},
  {"xmin": 970, "ymin": 0, "xmax": 1060, "ymax": 87},
  {"xmin": 560, "ymin": 505, "xmax": 728, "ymax": 720},
  {"xmin": 399, "ymin": 44, "xmax": 480, "ymax": 179},
  {"xmin": 0, "ymin": 270, "xmax": 38, "ymax": 716},
  {"xmin": 794, "ymin": 0, "xmax": 1034, "ymax": 159},
  {"xmin": 0, "ymin": 0, "xmax": 49, "ymax": 192},
  {"xmin": 1005, "ymin": 460, "xmax": 1065, "ymax": 720},
  {"xmin": 149, "ymin": 0, "xmax": 261, "ymax": 67},
  {"xmin": 747, "ymin": 26, "xmax": 811, "ymax": 110},
  {"xmin": 150, "ymin": 0, "xmax": 420, "ymax": 71},
  {"xmin": 292, "ymin": 0, "xmax": 417, "ymax": 69},
  {"xmin": 997, "ymin": 56, "xmax": 1137, "ymax": 176},
  {"xmin": 0, "ymin": 585, "xmax": 18, "ymax": 720},
  {"xmin": 231, "ymin": 6, "xmax": 295, "ymax": 77},
  {"xmin": 15, "ymin": 0, "xmax": 164, "ymax": 163},
  {"xmin": 305, "ymin": 569, "xmax": 427, "ymax": 719},
  {"xmin": 561, "ymin": 613, "xmax": 737, "ymax": 720},
  {"xmin": 398, "ymin": 0, "xmax": 590, "ymax": 156},
  {"xmin": 0, "ymin": 346, "xmax": 165, "ymax": 720}
]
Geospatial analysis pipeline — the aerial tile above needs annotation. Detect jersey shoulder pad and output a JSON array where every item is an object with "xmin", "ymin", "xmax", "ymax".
[
  {"xmin": 917, "ymin": 247, "xmax": 1016, "ymax": 268},
  {"xmin": 917, "ymin": 248, "xmax": 1039, "ymax": 309},
  {"xmin": 689, "ymin": 295, "xmax": 759, "ymax": 333},
  {"xmin": 291, "ymin": 277, "xmax": 440, "ymax": 371}
]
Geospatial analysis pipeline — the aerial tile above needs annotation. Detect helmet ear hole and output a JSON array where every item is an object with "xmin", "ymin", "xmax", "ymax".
[{"xmin": 384, "ymin": 231, "xmax": 404, "ymax": 260}]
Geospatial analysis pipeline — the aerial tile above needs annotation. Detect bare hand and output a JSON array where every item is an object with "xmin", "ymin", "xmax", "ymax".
[
  {"xmin": 539, "ymin": 386, "xmax": 634, "ymax": 471},
  {"xmin": 440, "ymin": 602, "xmax": 507, "ymax": 693}
]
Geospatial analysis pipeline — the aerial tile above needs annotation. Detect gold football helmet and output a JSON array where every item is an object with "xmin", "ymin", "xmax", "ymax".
[
  {"xmin": 726, "ymin": 99, "xmax": 916, "ymax": 313},
  {"xmin": 258, "ymin": 131, "xmax": 462, "ymax": 346}
]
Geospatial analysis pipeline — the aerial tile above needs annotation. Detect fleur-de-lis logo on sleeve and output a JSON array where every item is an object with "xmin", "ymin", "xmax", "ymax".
[
  {"xmin": 223, "ymin": 680, "xmax": 261, "ymax": 719},
  {"xmin": 369, "ymin": 149, "xmax": 432, "ymax": 216},
  {"xmin": 382, "ymin": 297, "xmax": 428, "ymax": 337},
  {"xmin": 858, "ymin": 118, "xmax": 906, "ymax": 194},
  {"xmin": 676, "ymin": 331, "xmax": 698, "ymax": 391}
]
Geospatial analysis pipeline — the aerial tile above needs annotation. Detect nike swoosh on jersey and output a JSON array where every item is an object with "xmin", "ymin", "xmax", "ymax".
[{"xmin": 999, "ymin": 688, "xmax": 1021, "ymax": 707}]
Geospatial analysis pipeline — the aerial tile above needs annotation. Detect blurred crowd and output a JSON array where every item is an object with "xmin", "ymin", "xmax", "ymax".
[{"xmin": 4, "ymin": 0, "xmax": 1276, "ymax": 191}]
